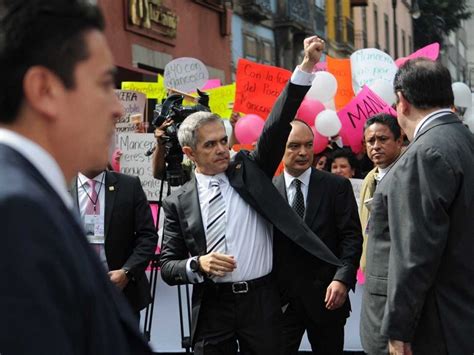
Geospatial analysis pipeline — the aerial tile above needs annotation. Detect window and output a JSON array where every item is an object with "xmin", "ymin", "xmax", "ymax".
[
  {"xmin": 384, "ymin": 14, "xmax": 390, "ymax": 54},
  {"xmin": 243, "ymin": 32, "xmax": 275, "ymax": 65},
  {"xmin": 374, "ymin": 4, "xmax": 379, "ymax": 48}
]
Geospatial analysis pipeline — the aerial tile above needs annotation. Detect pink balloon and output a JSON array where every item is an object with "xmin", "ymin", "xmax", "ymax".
[
  {"xmin": 296, "ymin": 99, "xmax": 326, "ymax": 126},
  {"xmin": 312, "ymin": 126, "xmax": 328, "ymax": 154},
  {"xmin": 235, "ymin": 114, "xmax": 265, "ymax": 145}
]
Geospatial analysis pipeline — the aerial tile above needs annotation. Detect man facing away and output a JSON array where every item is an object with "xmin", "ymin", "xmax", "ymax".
[
  {"xmin": 0, "ymin": 1, "xmax": 152, "ymax": 353},
  {"xmin": 159, "ymin": 36, "xmax": 341, "ymax": 354},
  {"xmin": 71, "ymin": 167, "xmax": 158, "ymax": 318},
  {"xmin": 361, "ymin": 58, "xmax": 474, "ymax": 355},
  {"xmin": 358, "ymin": 113, "xmax": 403, "ymax": 273},
  {"xmin": 273, "ymin": 120, "xmax": 362, "ymax": 354}
]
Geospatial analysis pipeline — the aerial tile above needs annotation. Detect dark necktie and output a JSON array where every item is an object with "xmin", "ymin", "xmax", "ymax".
[{"xmin": 291, "ymin": 179, "xmax": 305, "ymax": 218}]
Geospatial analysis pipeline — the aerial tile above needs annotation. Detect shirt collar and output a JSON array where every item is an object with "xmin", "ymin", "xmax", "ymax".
[
  {"xmin": 78, "ymin": 171, "xmax": 105, "ymax": 187},
  {"xmin": 413, "ymin": 108, "xmax": 453, "ymax": 138},
  {"xmin": 0, "ymin": 128, "xmax": 74, "ymax": 209},
  {"xmin": 284, "ymin": 167, "xmax": 312, "ymax": 190},
  {"xmin": 195, "ymin": 171, "xmax": 229, "ymax": 189}
]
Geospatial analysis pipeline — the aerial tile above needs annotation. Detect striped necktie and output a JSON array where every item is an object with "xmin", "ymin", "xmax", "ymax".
[{"xmin": 206, "ymin": 178, "xmax": 226, "ymax": 253}]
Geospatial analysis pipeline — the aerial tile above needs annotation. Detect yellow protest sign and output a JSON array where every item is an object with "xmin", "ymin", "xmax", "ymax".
[
  {"xmin": 205, "ymin": 83, "xmax": 236, "ymax": 119},
  {"xmin": 121, "ymin": 80, "xmax": 166, "ymax": 100}
]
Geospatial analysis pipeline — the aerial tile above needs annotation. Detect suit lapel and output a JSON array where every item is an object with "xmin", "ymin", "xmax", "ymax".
[
  {"xmin": 178, "ymin": 178, "xmax": 207, "ymax": 254},
  {"xmin": 304, "ymin": 168, "xmax": 324, "ymax": 227},
  {"xmin": 70, "ymin": 178, "xmax": 80, "ymax": 212},
  {"xmin": 274, "ymin": 174, "xmax": 288, "ymax": 202},
  {"xmin": 104, "ymin": 171, "xmax": 117, "ymax": 239}
]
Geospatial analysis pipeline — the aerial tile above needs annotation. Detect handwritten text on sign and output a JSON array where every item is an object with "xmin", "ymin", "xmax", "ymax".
[
  {"xmin": 338, "ymin": 86, "xmax": 392, "ymax": 154},
  {"xmin": 164, "ymin": 57, "xmax": 209, "ymax": 93},
  {"xmin": 233, "ymin": 59, "xmax": 291, "ymax": 119},
  {"xmin": 118, "ymin": 133, "xmax": 162, "ymax": 201},
  {"xmin": 121, "ymin": 80, "xmax": 166, "ymax": 100},
  {"xmin": 114, "ymin": 90, "xmax": 146, "ymax": 133}
]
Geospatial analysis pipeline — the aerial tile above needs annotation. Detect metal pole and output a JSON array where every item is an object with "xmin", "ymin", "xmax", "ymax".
[{"xmin": 392, "ymin": 0, "xmax": 398, "ymax": 58}]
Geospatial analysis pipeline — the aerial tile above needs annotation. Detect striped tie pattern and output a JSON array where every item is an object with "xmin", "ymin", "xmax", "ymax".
[{"xmin": 206, "ymin": 178, "xmax": 226, "ymax": 253}]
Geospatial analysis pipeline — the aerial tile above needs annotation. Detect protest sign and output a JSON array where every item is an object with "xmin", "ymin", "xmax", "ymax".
[
  {"xmin": 164, "ymin": 57, "xmax": 209, "ymax": 93},
  {"xmin": 117, "ymin": 133, "xmax": 162, "ymax": 201},
  {"xmin": 327, "ymin": 56, "xmax": 355, "ymax": 110},
  {"xmin": 338, "ymin": 86, "xmax": 392, "ymax": 153},
  {"xmin": 114, "ymin": 90, "xmax": 146, "ymax": 133},
  {"xmin": 205, "ymin": 83, "xmax": 235, "ymax": 119},
  {"xmin": 202, "ymin": 78, "xmax": 221, "ymax": 90},
  {"xmin": 234, "ymin": 59, "xmax": 292, "ymax": 119},
  {"xmin": 350, "ymin": 48, "xmax": 397, "ymax": 94},
  {"xmin": 121, "ymin": 79, "xmax": 166, "ymax": 100},
  {"xmin": 395, "ymin": 42, "xmax": 440, "ymax": 67}
]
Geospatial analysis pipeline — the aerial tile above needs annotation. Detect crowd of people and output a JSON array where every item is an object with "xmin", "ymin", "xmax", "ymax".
[{"xmin": 1, "ymin": 1, "xmax": 474, "ymax": 355}]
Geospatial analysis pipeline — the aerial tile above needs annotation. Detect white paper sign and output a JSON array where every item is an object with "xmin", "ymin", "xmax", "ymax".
[
  {"xmin": 114, "ymin": 90, "xmax": 146, "ymax": 133},
  {"xmin": 350, "ymin": 178, "xmax": 364, "ymax": 210},
  {"xmin": 164, "ymin": 57, "xmax": 209, "ymax": 93},
  {"xmin": 117, "ymin": 133, "xmax": 163, "ymax": 201},
  {"xmin": 350, "ymin": 49, "xmax": 398, "ymax": 94}
]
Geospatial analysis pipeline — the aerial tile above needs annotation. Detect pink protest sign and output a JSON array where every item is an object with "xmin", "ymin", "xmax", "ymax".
[
  {"xmin": 202, "ymin": 78, "xmax": 221, "ymax": 90},
  {"xmin": 395, "ymin": 43, "xmax": 440, "ymax": 67},
  {"xmin": 313, "ymin": 61, "xmax": 327, "ymax": 72},
  {"xmin": 338, "ymin": 86, "xmax": 393, "ymax": 153}
]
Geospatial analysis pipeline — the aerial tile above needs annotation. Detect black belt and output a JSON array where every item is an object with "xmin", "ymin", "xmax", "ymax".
[{"xmin": 205, "ymin": 273, "xmax": 274, "ymax": 294}]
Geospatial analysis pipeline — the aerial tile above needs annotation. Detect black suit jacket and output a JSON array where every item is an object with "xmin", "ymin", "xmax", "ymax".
[
  {"xmin": 273, "ymin": 168, "xmax": 362, "ymax": 323},
  {"xmin": 71, "ymin": 171, "xmax": 158, "ymax": 312},
  {"xmin": 159, "ymin": 82, "xmax": 341, "ymax": 342},
  {"xmin": 0, "ymin": 144, "xmax": 151, "ymax": 354}
]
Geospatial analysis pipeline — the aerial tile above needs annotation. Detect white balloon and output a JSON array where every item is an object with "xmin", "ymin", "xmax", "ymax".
[
  {"xmin": 306, "ymin": 71, "xmax": 338, "ymax": 103},
  {"xmin": 315, "ymin": 109, "xmax": 342, "ymax": 137},
  {"xmin": 323, "ymin": 98, "xmax": 336, "ymax": 110},
  {"xmin": 452, "ymin": 82, "xmax": 472, "ymax": 108},
  {"xmin": 222, "ymin": 119, "xmax": 233, "ymax": 138},
  {"xmin": 463, "ymin": 107, "xmax": 474, "ymax": 133},
  {"xmin": 369, "ymin": 79, "xmax": 396, "ymax": 105}
]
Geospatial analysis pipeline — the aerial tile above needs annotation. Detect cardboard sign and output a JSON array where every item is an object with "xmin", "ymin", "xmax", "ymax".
[
  {"xmin": 234, "ymin": 59, "xmax": 292, "ymax": 119},
  {"xmin": 164, "ymin": 57, "xmax": 209, "ymax": 93},
  {"xmin": 121, "ymin": 79, "xmax": 166, "ymax": 100},
  {"xmin": 114, "ymin": 90, "xmax": 146, "ymax": 133},
  {"xmin": 327, "ymin": 56, "xmax": 355, "ymax": 110},
  {"xmin": 395, "ymin": 42, "xmax": 440, "ymax": 67},
  {"xmin": 117, "ymin": 133, "xmax": 162, "ymax": 201},
  {"xmin": 338, "ymin": 86, "xmax": 392, "ymax": 153},
  {"xmin": 350, "ymin": 48, "xmax": 397, "ymax": 94},
  {"xmin": 205, "ymin": 83, "xmax": 235, "ymax": 119}
]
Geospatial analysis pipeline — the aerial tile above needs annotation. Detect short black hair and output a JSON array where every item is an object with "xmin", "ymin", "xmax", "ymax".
[
  {"xmin": 0, "ymin": 0, "xmax": 105, "ymax": 123},
  {"xmin": 364, "ymin": 113, "xmax": 402, "ymax": 140},
  {"xmin": 393, "ymin": 58, "xmax": 454, "ymax": 110},
  {"xmin": 329, "ymin": 148, "xmax": 358, "ymax": 170}
]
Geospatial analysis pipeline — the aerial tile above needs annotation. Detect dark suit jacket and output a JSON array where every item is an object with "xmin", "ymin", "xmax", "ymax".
[
  {"xmin": 361, "ymin": 113, "xmax": 474, "ymax": 354},
  {"xmin": 159, "ymin": 82, "xmax": 341, "ymax": 342},
  {"xmin": 0, "ymin": 144, "xmax": 152, "ymax": 354},
  {"xmin": 273, "ymin": 168, "xmax": 362, "ymax": 324},
  {"xmin": 71, "ymin": 171, "xmax": 158, "ymax": 312}
]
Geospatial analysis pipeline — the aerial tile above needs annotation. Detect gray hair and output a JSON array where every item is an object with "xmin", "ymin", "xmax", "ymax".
[{"xmin": 177, "ymin": 111, "xmax": 224, "ymax": 149}]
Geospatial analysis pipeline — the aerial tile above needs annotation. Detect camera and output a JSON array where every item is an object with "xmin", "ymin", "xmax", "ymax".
[{"xmin": 151, "ymin": 89, "xmax": 210, "ymax": 186}]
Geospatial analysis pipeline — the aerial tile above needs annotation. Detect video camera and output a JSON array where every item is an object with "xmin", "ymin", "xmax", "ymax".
[{"xmin": 151, "ymin": 89, "xmax": 210, "ymax": 186}]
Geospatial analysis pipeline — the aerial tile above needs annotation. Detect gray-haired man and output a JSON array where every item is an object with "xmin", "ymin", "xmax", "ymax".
[{"xmin": 159, "ymin": 37, "xmax": 340, "ymax": 354}]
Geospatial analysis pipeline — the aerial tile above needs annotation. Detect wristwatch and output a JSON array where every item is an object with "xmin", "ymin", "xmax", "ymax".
[
  {"xmin": 123, "ymin": 268, "xmax": 131, "ymax": 279},
  {"xmin": 190, "ymin": 256, "xmax": 201, "ymax": 273}
]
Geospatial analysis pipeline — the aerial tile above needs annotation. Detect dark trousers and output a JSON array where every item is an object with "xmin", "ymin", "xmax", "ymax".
[
  {"xmin": 282, "ymin": 301, "xmax": 345, "ymax": 355},
  {"xmin": 193, "ymin": 275, "xmax": 282, "ymax": 355}
]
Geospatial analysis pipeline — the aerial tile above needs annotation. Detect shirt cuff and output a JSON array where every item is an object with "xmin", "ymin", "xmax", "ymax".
[
  {"xmin": 290, "ymin": 66, "xmax": 315, "ymax": 86},
  {"xmin": 185, "ymin": 257, "xmax": 204, "ymax": 283}
]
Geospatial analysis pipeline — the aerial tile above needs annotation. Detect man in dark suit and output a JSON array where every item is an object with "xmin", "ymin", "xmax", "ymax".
[
  {"xmin": 273, "ymin": 120, "xmax": 362, "ymax": 354},
  {"xmin": 0, "ymin": 1, "xmax": 152, "ymax": 353},
  {"xmin": 71, "ymin": 169, "xmax": 158, "ymax": 315},
  {"xmin": 160, "ymin": 37, "xmax": 341, "ymax": 354},
  {"xmin": 361, "ymin": 58, "xmax": 474, "ymax": 355}
]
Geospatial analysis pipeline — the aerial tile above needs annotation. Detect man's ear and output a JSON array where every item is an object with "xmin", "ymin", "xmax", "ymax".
[
  {"xmin": 182, "ymin": 146, "xmax": 195, "ymax": 162},
  {"xmin": 22, "ymin": 66, "xmax": 65, "ymax": 121},
  {"xmin": 397, "ymin": 91, "xmax": 410, "ymax": 116}
]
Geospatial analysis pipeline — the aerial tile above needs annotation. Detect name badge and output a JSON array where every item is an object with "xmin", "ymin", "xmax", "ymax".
[{"xmin": 84, "ymin": 214, "xmax": 105, "ymax": 244}]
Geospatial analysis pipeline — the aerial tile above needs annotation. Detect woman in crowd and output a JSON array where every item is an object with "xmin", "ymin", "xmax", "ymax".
[{"xmin": 330, "ymin": 148, "xmax": 358, "ymax": 179}]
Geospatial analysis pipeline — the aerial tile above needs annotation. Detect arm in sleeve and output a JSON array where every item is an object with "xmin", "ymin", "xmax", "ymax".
[{"xmin": 333, "ymin": 178, "xmax": 364, "ymax": 289}]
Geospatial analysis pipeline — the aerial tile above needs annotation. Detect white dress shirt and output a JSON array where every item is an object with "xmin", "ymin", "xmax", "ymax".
[
  {"xmin": 0, "ymin": 128, "xmax": 73, "ymax": 209},
  {"xmin": 77, "ymin": 172, "xmax": 108, "ymax": 270},
  {"xmin": 283, "ymin": 167, "xmax": 312, "ymax": 208},
  {"xmin": 413, "ymin": 108, "xmax": 453, "ymax": 139}
]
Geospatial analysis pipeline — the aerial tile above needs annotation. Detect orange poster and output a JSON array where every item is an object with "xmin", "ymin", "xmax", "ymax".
[
  {"xmin": 327, "ymin": 56, "xmax": 355, "ymax": 110},
  {"xmin": 233, "ymin": 59, "xmax": 292, "ymax": 119}
]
